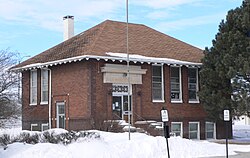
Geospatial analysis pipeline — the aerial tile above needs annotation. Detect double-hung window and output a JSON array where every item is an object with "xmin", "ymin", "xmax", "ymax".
[
  {"xmin": 170, "ymin": 67, "xmax": 182, "ymax": 102},
  {"xmin": 41, "ymin": 69, "xmax": 49, "ymax": 104},
  {"xmin": 30, "ymin": 70, "xmax": 37, "ymax": 105},
  {"xmin": 152, "ymin": 65, "xmax": 164, "ymax": 102},
  {"xmin": 188, "ymin": 68, "xmax": 199, "ymax": 103}
]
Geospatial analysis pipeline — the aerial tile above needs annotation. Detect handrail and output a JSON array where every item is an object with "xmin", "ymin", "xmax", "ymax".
[{"xmin": 133, "ymin": 112, "xmax": 147, "ymax": 122}]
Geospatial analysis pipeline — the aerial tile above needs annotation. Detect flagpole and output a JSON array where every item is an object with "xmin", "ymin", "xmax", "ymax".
[{"xmin": 126, "ymin": 0, "xmax": 131, "ymax": 140}]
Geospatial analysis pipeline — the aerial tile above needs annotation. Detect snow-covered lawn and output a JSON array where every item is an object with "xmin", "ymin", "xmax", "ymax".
[{"xmin": 1, "ymin": 127, "xmax": 250, "ymax": 158}]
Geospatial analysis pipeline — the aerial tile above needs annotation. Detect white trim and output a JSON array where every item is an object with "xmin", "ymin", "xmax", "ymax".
[
  {"xmin": 188, "ymin": 100, "xmax": 200, "ymax": 104},
  {"xmin": 152, "ymin": 100, "xmax": 165, "ymax": 103},
  {"xmin": 11, "ymin": 53, "xmax": 202, "ymax": 72},
  {"xmin": 170, "ymin": 66, "xmax": 182, "ymax": 103},
  {"xmin": 40, "ymin": 101, "xmax": 48, "ymax": 105},
  {"xmin": 171, "ymin": 100, "xmax": 183, "ymax": 104},
  {"xmin": 152, "ymin": 64, "xmax": 165, "ymax": 102},
  {"xmin": 171, "ymin": 122, "xmax": 183, "ymax": 137},
  {"xmin": 30, "ymin": 70, "xmax": 37, "ymax": 105},
  {"xmin": 31, "ymin": 123, "xmax": 38, "ymax": 131},
  {"xmin": 41, "ymin": 123, "xmax": 49, "ymax": 131},
  {"xmin": 189, "ymin": 121, "xmax": 200, "ymax": 140}
]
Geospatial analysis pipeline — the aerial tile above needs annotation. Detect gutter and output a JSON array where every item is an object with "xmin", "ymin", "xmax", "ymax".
[{"xmin": 10, "ymin": 54, "xmax": 202, "ymax": 72}]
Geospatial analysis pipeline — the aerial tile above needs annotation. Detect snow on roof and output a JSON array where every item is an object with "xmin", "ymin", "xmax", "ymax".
[
  {"xmin": 106, "ymin": 52, "xmax": 202, "ymax": 66},
  {"xmin": 11, "ymin": 52, "xmax": 202, "ymax": 72}
]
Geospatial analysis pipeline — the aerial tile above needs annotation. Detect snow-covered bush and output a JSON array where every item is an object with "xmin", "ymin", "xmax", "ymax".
[
  {"xmin": 16, "ymin": 132, "xmax": 40, "ymax": 144},
  {"xmin": 0, "ymin": 134, "xmax": 10, "ymax": 147},
  {"xmin": 0, "ymin": 129, "xmax": 100, "ymax": 147}
]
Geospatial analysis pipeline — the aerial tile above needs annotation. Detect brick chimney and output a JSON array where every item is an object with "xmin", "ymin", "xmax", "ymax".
[{"xmin": 63, "ymin": 15, "xmax": 74, "ymax": 41}]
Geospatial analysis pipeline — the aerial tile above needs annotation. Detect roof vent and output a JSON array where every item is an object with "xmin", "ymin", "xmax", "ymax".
[{"xmin": 63, "ymin": 15, "xmax": 74, "ymax": 41}]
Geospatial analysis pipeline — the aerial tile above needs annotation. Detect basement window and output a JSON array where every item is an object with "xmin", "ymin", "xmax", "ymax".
[
  {"xmin": 189, "ymin": 122, "xmax": 200, "ymax": 140},
  {"xmin": 31, "ymin": 124, "xmax": 39, "ymax": 131},
  {"xmin": 206, "ymin": 122, "xmax": 216, "ymax": 139},
  {"xmin": 41, "ymin": 123, "xmax": 49, "ymax": 131},
  {"xmin": 171, "ymin": 122, "xmax": 183, "ymax": 137}
]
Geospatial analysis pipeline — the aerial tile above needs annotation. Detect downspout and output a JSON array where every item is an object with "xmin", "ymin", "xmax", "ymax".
[{"xmin": 48, "ymin": 69, "xmax": 52, "ymax": 129}]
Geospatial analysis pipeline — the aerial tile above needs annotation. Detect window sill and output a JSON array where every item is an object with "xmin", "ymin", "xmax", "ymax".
[
  {"xmin": 29, "ymin": 103, "xmax": 37, "ymax": 106},
  {"xmin": 188, "ymin": 100, "xmax": 200, "ymax": 104},
  {"xmin": 40, "ymin": 102, "xmax": 48, "ymax": 105},
  {"xmin": 152, "ymin": 100, "xmax": 165, "ymax": 103},
  {"xmin": 171, "ymin": 100, "xmax": 183, "ymax": 104}
]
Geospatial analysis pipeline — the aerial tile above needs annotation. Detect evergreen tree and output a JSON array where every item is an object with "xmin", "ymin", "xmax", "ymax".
[{"xmin": 199, "ymin": 0, "xmax": 250, "ymax": 120}]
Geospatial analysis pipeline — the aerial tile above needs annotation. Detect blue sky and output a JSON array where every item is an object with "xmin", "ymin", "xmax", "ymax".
[{"xmin": 0, "ymin": 0, "xmax": 243, "ymax": 60}]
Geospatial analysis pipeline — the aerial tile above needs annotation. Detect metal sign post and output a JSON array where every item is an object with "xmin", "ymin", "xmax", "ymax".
[
  {"xmin": 224, "ymin": 109, "xmax": 230, "ymax": 158},
  {"xmin": 161, "ymin": 108, "xmax": 170, "ymax": 158}
]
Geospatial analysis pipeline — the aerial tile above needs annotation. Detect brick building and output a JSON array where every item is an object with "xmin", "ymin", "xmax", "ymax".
[{"xmin": 12, "ymin": 17, "xmax": 229, "ymax": 139}]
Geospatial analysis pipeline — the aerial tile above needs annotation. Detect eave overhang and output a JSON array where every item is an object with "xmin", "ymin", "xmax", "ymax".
[{"xmin": 10, "ymin": 52, "xmax": 202, "ymax": 72}]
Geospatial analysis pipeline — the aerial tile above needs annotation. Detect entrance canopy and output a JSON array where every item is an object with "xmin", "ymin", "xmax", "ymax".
[{"xmin": 101, "ymin": 64, "xmax": 147, "ymax": 84}]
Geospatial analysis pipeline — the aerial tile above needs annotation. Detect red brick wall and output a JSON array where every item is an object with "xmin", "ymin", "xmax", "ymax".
[
  {"xmin": 21, "ymin": 60, "xmax": 229, "ymax": 139},
  {"xmin": 51, "ymin": 61, "xmax": 92, "ymax": 130},
  {"xmin": 22, "ymin": 70, "xmax": 49, "ymax": 130}
]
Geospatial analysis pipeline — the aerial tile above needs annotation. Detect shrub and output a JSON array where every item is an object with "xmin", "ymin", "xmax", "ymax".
[{"xmin": 0, "ymin": 129, "xmax": 100, "ymax": 148}]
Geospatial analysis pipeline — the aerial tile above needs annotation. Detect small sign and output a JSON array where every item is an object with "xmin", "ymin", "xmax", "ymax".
[
  {"xmin": 224, "ymin": 110, "xmax": 230, "ymax": 121},
  {"xmin": 161, "ymin": 110, "xmax": 169, "ymax": 122}
]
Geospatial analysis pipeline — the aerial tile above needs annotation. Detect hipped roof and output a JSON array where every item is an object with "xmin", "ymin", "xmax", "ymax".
[{"xmin": 12, "ymin": 20, "xmax": 204, "ymax": 71}]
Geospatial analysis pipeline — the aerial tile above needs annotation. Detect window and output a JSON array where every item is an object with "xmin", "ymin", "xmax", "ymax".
[
  {"xmin": 152, "ymin": 65, "xmax": 164, "ymax": 102},
  {"xmin": 31, "ymin": 124, "xmax": 39, "ymax": 131},
  {"xmin": 171, "ymin": 122, "xmax": 183, "ymax": 137},
  {"xmin": 41, "ymin": 123, "xmax": 49, "ymax": 131},
  {"xmin": 170, "ymin": 67, "xmax": 182, "ymax": 102},
  {"xmin": 206, "ymin": 122, "xmax": 216, "ymax": 139},
  {"xmin": 189, "ymin": 122, "xmax": 200, "ymax": 139},
  {"xmin": 188, "ymin": 68, "xmax": 199, "ymax": 103},
  {"xmin": 30, "ymin": 70, "xmax": 37, "ymax": 105},
  {"xmin": 41, "ymin": 69, "xmax": 49, "ymax": 104}
]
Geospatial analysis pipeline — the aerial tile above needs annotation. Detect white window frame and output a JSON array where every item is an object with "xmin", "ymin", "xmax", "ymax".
[
  {"xmin": 170, "ymin": 66, "xmax": 182, "ymax": 103},
  {"xmin": 41, "ymin": 69, "xmax": 49, "ymax": 104},
  {"xmin": 188, "ymin": 68, "xmax": 199, "ymax": 103},
  {"xmin": 41, "ymin": 123, "xmax": 49, "ymax": 131},
  {"xmin": 205, "ymin": 122, "xmax": 216, "ymax": 139},
  {"xmin": 31, "ymin": 123, "xmax": 39, "ymax": 131},
  {"xmin": 152, "ymin": 64, "xmax": 165, "ymax": 102},
  {"xmin": 171, "ymin": 122, "xmax": 183, "ymax": 137},
  {"xmin": 189, "ymin": 122, "xmax": 200, "ymax": 140},
  {"xmin": 30, "ymin": 70, "xmax": 37, "ymax": 105}
]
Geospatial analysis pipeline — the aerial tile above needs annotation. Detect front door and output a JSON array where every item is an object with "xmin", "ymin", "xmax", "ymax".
[
  {"xmin": 112, "ymin": 96, "xmax": 122, "ymax": 118},
  {"xmin": 56, "ymin": 102, "xmax": 65, "ymax": 129},
  {"xmin": 122, "ymin": 95, "xmax": 132, "ymax": 122},
  {"xmin": 112, "ymin": 84, "xmax": 132, "ymax": 121},
  {"xmin": 112, "ymin": 95, "xmax": 131, "ymax": 120}
]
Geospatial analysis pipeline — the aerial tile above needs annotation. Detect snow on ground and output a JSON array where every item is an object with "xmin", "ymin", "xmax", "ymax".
[{"xmin": 1, "ymin": 128, "xmax": 250, "ymax": 158}]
